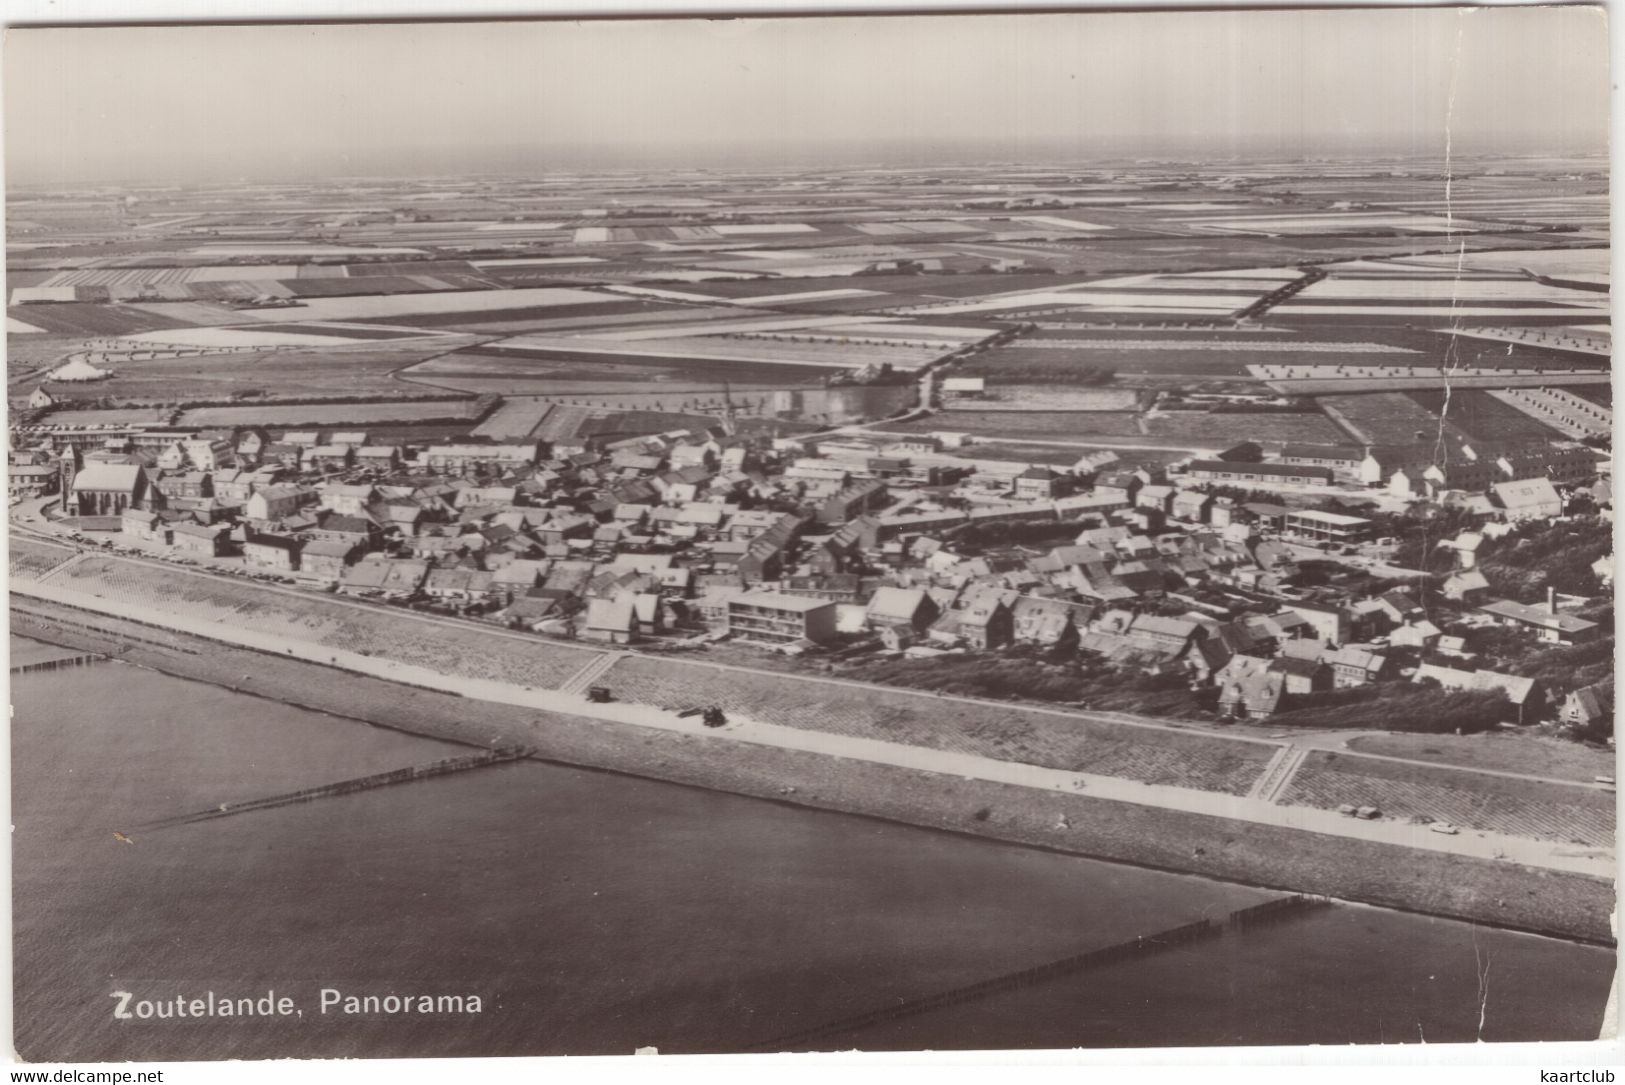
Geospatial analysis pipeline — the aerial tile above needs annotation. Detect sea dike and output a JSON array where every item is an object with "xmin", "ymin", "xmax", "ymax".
[{"xmin": 9, "ymin": 570, "xmax": 1614, "ymax": 947}]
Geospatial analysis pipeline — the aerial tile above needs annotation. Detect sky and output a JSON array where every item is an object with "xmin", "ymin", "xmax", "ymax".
[{"xmin": 3, "ymin": 6, "xmax": 1611, "ymax": 184}]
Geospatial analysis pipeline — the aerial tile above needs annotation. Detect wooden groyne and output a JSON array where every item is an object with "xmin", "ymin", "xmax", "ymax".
[
  {"xmin": 11, "ymin": 653, "xmax": 107, "ymax": 675},
  {"xmin": 750, "ymin": 894, "xmax": 1332, "ymax": 1052},
  {"xmin": 1226, "ymin": 892, "xmax": 1331, "ymax": 930},
  {"xmin": 138, "ymin": 746, "xmax": 534, "ymax": 830}
]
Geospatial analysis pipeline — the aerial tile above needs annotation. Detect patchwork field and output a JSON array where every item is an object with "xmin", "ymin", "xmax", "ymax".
[
  {"xmin": 1405, "ymin": 389, "xmax": 1562, "ymax": 442},
  {"xmin": 885, "ymin": 411, "xmax": 1147, "ymax": 439},
  {"xmin": 5, "ymin": 303, "xmax": 196, "ymax": 336},
  {"xmin": 1279, "ymin": 751, "xmax": 1614, "ymax": 848},
  {"xmin": 601, "ymin": 656, "xmax": 1277, "ymax": 794},
  {"xmin": 1317, "ymin": 392, "xmax": 1464, "ymax": 445},
  {"xmin": 24, "ymin": 343, "xmax": 477, "ymax": 403},
  {"xmin": 177, "ymin": 398, "xmax": 483, "ymax": 427},
  {"xmin": 1143, "ymin": 411, "xmax": 1347, "ymax": 443}
]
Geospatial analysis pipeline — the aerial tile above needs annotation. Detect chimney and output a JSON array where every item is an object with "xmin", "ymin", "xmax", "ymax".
[{"xmin": 1548, "ymin": 586, "xmax": 1557, "ymax": 615}]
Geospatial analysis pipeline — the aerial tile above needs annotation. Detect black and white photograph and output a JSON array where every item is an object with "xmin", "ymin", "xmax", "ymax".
[{"xmin": 3, "ymin": 2, "xmax": 1616, "ymax": 1068}]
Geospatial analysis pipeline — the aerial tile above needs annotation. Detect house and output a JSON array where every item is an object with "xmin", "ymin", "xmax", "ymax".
[
  {"xmin": 1326, "ymin": 645, "xmax": 1389, "ymax": 688},
  {"xmin": 120, "ymin": 507, "xmax": 165, "ymax": 542},
  {"xmin": 169, "ymin": 521, "xmax": 231, "ymax": 556},
  {"xmin": 27, "ymin": 386, "xmax": 54, "ymax": 409},
  {"xmin": 1215, "ymin": 441, "xmax": 1265, "ymax": 463},
  {"xmin": 865, "ymin": 587, "xmax": 939, "ymax": 635},
  {"xmin": 1558, "ymin": 683, "xmax": 1612, "ymax": 732},
  {"xmin": 1126, "ymin": 613, "xmax": 1204, "ymax": 659},
  {"xmin": 818, "ymin": 478, "xmax": 889, "ymax": 524},
  {"xmin": 321, "ymin": 483, "xmax": 378, "ymax": 516},
  {"xmin": 1414, "ymin": 661, "xmax": 1543, "ymax": 724},
  {"xmin": 1135, "ymin": 484, "xmax": 1175, "ymax": 514},
  {"xmin": 1269, "ymin": 655, "xmax": 1332, "ymax": 695},
  {"xmin": 1219, "ymin": 669, "xmax": 1287, "ymax": 719},
  {"xmin": 300, "ymin": 539, "xmax": 363, "ymax": 584},
  {"xmin": 727, "ymin": 591, "xmax": 838, "ymax": 645},
  {"xmin": 1477, "ymin": 594, "xmax": 1601, "ymax": 645},
  {"xmin": 1010, "ymin": 596, "xmax": 1087, "ymax": 649},
  {"xmin": 424, "ymin": 568, "xmax": 497, "ymax": 602},
  {"xmin": 8, "ymin": 463, "xmax": 57, "ymax": 498},
  {"xmin": 1491, "ymin": 477, "xmax": 1563, "ymax": 522},
  {"xmin": 424, "ymin": 443, "xmax": 540, "ymax": 476},
  {"xmin": 1278, "ymin": 444, "xmax": 1365, "ymax": 474},
  {"xmin": 356, "ymin": 446, "xmax": 401, "ymax": 471},
  {"xmin": 243, "ymin": 532, "xmax": 301, "ymax": 571},
  {"xmin": 489, "ymin": 559, "xmax": 552, "ymax": 595},
  {"xmin": 1184, "ymin": 460, "xmax": 1333, "ymax": 487},
  {"xmin": 1014, "ymin": 467, "xmax": 1061, "ymax": 501},
  {"xmin": 339, "ymin": 557, "xmax": 429, "ymax": 599},
  {"xmin": 1169, "ymin": 491, "xmax": 1212, "ymax": 524},
  {"xmin": 70, "ymin": 463, "xmax": 149, "ymax": 516},
  {"xmin": 1442, "ymin": 568, "xmax": 1493, "ymax": 604},
  {"xmin": 246, "ymin": 484, "xmax": 316, "ymax": 523},
  {"xmin": 1288, "ymin": 601, "xmax": 1350, "ymax": 646},
  {"xmin": 302, "ymin": 445, "xmax": 354, "ymax": 471},
  {"xmin": 733, "ymin": 514, "xmax": 804, "ymax": 584},
  {"xmin": 1389, "ymin": 620, "xmax": 1442, "ymax": 650}
]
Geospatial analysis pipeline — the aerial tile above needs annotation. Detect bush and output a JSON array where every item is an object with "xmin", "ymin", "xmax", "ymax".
[{"xmin": 1265, "ymin": 685, "xmax": 1508, "ymax": 733}]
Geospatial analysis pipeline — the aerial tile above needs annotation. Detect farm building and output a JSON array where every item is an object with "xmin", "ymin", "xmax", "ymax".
[
  {"xmin": 27, "ymin": 387, "xmax": 53, "ymax": 409},
  {"xmin": 942, "ymin": 377, "xmax": 986, "ymax": 397}
]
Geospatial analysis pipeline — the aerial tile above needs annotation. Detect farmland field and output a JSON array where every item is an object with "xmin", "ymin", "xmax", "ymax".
[
  {"xmin": 601, "ymin": 656, "xmax": 1277, "ymax": 794},
  {"xmin": 31, "ymin": 344, "xmax": 473, "ymax": 402},
  {"xmin": 177, "ymin": 398, "xmax": 483, "ymax": 427},
  {"xmin": 1317, "ymin": 392, "xmax": 1461, "ymax": 445},
  {"xmin": 4, "ymin": 303, "xmax": 195, "ymax": 336},
  {"xmin": 946, "ymin": 387, "xmax": 1144, "ymax": 411},
  {"xmin": 1279, "ymin": 751, "xmax": 1614, "ymax": 848},
  {"xmin": 1143, "ymin": 411, "xmax": 1348, "ymax": 443},
  {"xmin": 883, "ymin": 411, "xmax": 1145, "ymax": 439},
  {"xmin": 401, "ymin": 348, "xmax": 830, "ymax": 385},
  {"xmin": 268, "ymin": 323, "xmax": 434, "ymax": 340},
  {"xmin": 1405, "ymin": 390, "xmax": 1562, "ymax": 442},
  {"xmin": 347, "ymin": 299, "xmax": 683, "ymax": 328},
  {"xmin": 36, "ymin": 406, "xmax": 171, "ymax": 425}
]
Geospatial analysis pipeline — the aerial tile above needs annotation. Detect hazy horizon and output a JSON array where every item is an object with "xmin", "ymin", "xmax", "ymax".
[{"xmin": 5, "ymin": 7, "xmax": 1610, "ymax": 187}]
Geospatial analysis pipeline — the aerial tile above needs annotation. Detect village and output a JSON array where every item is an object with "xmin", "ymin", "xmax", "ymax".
[{"xmin": 10, "ymin": 393, "xmax": 1613, "ymax": 740}]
